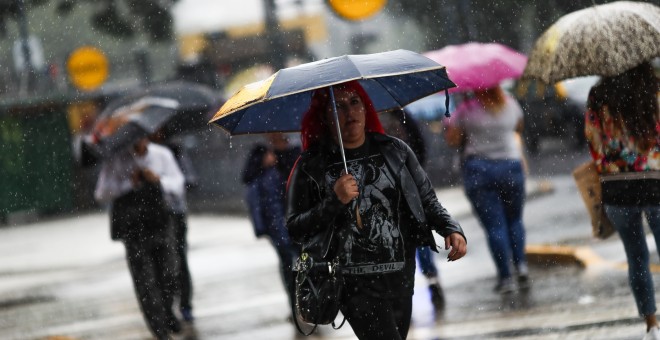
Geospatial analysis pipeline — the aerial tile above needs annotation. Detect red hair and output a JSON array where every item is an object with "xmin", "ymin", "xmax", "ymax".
[{"xmin": 300, "ymin": 80, "xmax": 384, "ymax": 150}]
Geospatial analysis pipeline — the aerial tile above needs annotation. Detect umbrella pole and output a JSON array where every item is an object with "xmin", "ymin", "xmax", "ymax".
[
  {"xmin": 329, "ymin": 86, "xmax": 349, "ymax": 174},
  {"xmin": 330, "ymin": 86, "xmax": 363, "ymax": 228}
]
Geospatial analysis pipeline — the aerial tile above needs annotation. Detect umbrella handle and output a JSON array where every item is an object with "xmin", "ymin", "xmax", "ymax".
[
  {"xmin": 329, "ymin": 86, "xmax": 349, "ymax": 174},
  {"xmin": 444, "ymin": 88, "xmax": 451, "ymax": 118}
]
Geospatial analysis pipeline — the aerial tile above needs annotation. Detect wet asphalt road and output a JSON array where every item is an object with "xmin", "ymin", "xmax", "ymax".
[{"xmin": 2, "ymin": 138, "xmax": 659, "ymax": 340}]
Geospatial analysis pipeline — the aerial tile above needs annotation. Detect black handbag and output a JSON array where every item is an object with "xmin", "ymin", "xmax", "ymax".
[{"xmin": 293, "ymin": 229, "xmax": 346, "ymax": 335}]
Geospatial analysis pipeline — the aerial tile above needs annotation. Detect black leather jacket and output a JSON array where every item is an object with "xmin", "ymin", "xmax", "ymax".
[{"xmin": 286, "ymin": 133, "xmax": 465, "ymax": 253}]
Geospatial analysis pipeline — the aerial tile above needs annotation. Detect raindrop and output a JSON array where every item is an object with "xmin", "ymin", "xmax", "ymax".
[{"xmin": 229, "ymin": 136, "xmax": 233, "ymax": 148}]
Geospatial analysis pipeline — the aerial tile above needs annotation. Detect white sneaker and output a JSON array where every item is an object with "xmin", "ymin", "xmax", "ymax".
[{"xmin": 643, "ymin": 326, "xmax": 660, "ymax": 340}]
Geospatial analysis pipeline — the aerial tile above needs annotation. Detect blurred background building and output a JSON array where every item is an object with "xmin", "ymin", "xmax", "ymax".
[{"xmin": 0, "ymin": 0, "xmax": 628, "ymax": 222}]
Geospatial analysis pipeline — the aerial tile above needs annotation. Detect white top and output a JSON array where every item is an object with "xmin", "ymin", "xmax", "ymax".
[
  {"xmin": 94, "ymin": 143, "xmax": 186, "ymax": 212},
  {"xmin": 447, "ymin": 94, "xmax": 523, "ymax": 160}
]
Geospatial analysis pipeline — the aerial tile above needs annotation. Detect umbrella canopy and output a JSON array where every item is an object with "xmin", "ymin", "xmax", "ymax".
[
  {"xmin": 85, "ymin": 81, "xmax": 220, "ymax": 161},
  {"xmin": 522, "ymin": 1, "xmax": 660, "ymax": 84},
  {"xmin": 209, "ymin": 49, "xmax": 456, "ymax": 135},
  {"xmin": 423, "ymin": 42, "xmax": 528, "ymax": 92}
]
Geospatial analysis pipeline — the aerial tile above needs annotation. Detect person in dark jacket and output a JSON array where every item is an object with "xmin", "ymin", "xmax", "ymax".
[
  {"xmin": 266, "ymin": 132, "xmax": 302, "ymax": 183},
  {"xmin": 242, "ymin": 143, "xmax": 300, "ymax": 324},
  {"xmin": 381, "ymin": 108, "xmax": 446, "ymax": 311},
  {"xmin": 286, "ymin": 81, "xmax": 466, "ymax": 340}
]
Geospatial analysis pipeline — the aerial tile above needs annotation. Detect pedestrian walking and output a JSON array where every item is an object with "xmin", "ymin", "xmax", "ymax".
[
  {"xmin": 94, "ymin": 137, "xmax": 185, "ymax": 339},
  {"xmin": 286, "ymin": 81, "xmax": 467, "ymax": 340},
  {"xmin": 242, "ymin": 140, "xmax": 300, "ymax": 325},
  {"xmin": 444, "ymin": 85, "xmax": 529, "ymax": 294},
  {"xmin": 158, "ymin": 134, "xmax": 197, "ymax": 324},
  {"xmin": 381, "ymin": 108, "xmax": 446, "ymax": 310},
  {"xmin": 584, "ymin": 61, "xmax": 660, "ymax": 340}
]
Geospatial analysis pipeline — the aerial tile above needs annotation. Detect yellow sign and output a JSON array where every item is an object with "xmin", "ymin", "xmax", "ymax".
[
  {"xmin": 327, "ymin": 0, "xmax": 387, "ymax": 21},
  {"xmin": 66, "ymin": 46, "xmax": 109, "ymax": 91}
]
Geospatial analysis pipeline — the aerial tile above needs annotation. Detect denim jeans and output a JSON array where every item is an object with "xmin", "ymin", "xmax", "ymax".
[
  {"xmin": 605, "ymin": 204, "xmax": 660, "ymax": 317},
  {"xmin": 416, "ymin": 246, "xmax": 438, "ymax": 278},
  {"xmin": 463, "ymin": 157, "xmax": 527, "ymax": 280}
]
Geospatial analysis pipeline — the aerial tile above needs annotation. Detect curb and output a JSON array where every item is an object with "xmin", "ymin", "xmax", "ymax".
[
  {"xmin": 526, "ymin": 244, "xmax": 592, "ymax": 268},
  {"xmin": 526, "ymin": 244, "xmax": 660, "ymax": 272}
]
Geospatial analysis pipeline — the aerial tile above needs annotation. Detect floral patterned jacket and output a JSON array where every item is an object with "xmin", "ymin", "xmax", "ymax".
[
  {"xmin": 585, "ymin": 97, "xmax": 660, "ymax": 175},
  {"xmin": 584, "ymin": 93, "xmax": 660, "ymax": 205}
]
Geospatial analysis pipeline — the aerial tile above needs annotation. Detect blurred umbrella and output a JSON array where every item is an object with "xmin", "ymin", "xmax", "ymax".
[
  {"xmin": 423, "ymin": 42, "xmax": 528, "ymax": 92},
  {"xmin": 82, "ymin": 81, "xmax": 220, "ymax": 165},
  {"xmin": 522, "ymin": 1, "xmax": 660, "ymax": 84},
  {"xmin": 209, "ymin": 49, "xmax": 455, "ymax": 136}
]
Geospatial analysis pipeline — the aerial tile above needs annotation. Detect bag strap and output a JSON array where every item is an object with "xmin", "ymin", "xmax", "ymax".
[
  {"xmin": 292, "ymin": 300, "xmax": 346, "ymax": 336},
  {"xmin": 292, "ymin": 301, "xmax": 318, "ymax": 336}
]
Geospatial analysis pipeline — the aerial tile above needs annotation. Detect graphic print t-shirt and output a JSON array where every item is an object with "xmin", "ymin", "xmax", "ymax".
[{"xmin": 324, "ymin": 138, "xmax": 416, "ymax": 297}]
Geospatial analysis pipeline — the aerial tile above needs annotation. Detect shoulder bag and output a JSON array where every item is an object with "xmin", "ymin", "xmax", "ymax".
[
  {"xmin": 572, "ymin": 161, "xmax": 616, "ymax": 239},
  {"xmin": 293, "ymin": 228, "xmax": 345, "ymax": 335}
]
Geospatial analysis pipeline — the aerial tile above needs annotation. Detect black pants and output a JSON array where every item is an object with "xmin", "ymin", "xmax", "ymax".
[
  {"xmin": 124, "ymin": 229, "xmax": 179, "ymax": 340},
  {"xmin": 172, "ymin": 212, "xmax": 193, "ymax": 310},
  {"xmin": 341, "ymin": 293, "xmax": 412, "ymax": 340}
]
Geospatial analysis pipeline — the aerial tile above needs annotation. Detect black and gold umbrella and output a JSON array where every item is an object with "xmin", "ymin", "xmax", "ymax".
[
  {"xmin": 522, "ymin": 1, "xmax": 660, "ymax": 84},
  {"xmin": 209, "ymin": 49, "xmax": 455, "ymax": 135}
]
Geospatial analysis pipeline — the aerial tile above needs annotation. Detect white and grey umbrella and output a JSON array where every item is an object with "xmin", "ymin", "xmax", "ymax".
[{"xmin": 522, "ymin": 1, "xmax": 660, "ymax": 84}]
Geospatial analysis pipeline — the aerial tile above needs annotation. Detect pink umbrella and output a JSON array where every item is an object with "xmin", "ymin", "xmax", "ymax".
[{"xmin": 424, "ymin": 42, "xmax": 528, "ymax": 92}]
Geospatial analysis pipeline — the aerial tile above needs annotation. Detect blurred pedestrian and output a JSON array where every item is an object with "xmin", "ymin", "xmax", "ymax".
[
  {"xmin": 584, "ymin": 61, "xmax": 660, "ymax": 339},
  {"xmin": 381, "ymin": 108, "xmax": 446, "ymax": 310},
  {"xmin": 94, "ymin": 137, "xmax": 185, "ymax": 339},
  {"xmin": 265, "ymin": 132, "xmax": 301, "ymax": 182},
  {"xmin": 287, "ymin": 81, "xmax": 466, "ymax": 339},
  {"xmin": 242, "ymin": 140, "xmax": 300, "ymax": 325},
  {"xmin": 155, "ymin": 133, "xmax": 197, "ymax": 324},
  {"xmin": 444, "ymin": 85, "xmax": 529, "ymax": 294}
]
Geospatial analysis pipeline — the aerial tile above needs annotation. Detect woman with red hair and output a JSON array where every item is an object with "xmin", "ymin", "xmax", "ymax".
[{"xmin": 287, "ymin": 81, "xmax": 467, "ymax": 339}]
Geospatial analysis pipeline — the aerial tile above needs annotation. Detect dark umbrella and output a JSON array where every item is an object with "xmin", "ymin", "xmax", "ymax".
[
  {"xmin": 209, "ymin": 49, "xmax": 455, "ymax": 171},
  {"xmin": 83, "ymin": 81, "xmax": 220, "ymax": 164}
]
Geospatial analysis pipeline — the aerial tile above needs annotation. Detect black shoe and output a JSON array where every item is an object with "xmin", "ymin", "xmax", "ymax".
[
  {"xmin": 517, "ymin": 274, "xmax": 530, "ymax": 289},
  {"xmin": 167, "ymin": 315, "xmax": 182, "ymax": 334},
  {"xmin": 429, "ymin": 283, "xmax": 445, "ymax": 310}
]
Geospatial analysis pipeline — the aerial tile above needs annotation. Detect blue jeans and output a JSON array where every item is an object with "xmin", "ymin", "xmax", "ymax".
[
  {"xmin": 417, "ymin": 246, "xmax": 438, "ymax": 278},
  {"xmin": 463, "ymin": 157, "xmax": 527, "ymax": 280},
  {"xmin": 605, "ymin": 204, "xmax": 660, "ymax": 317}
]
